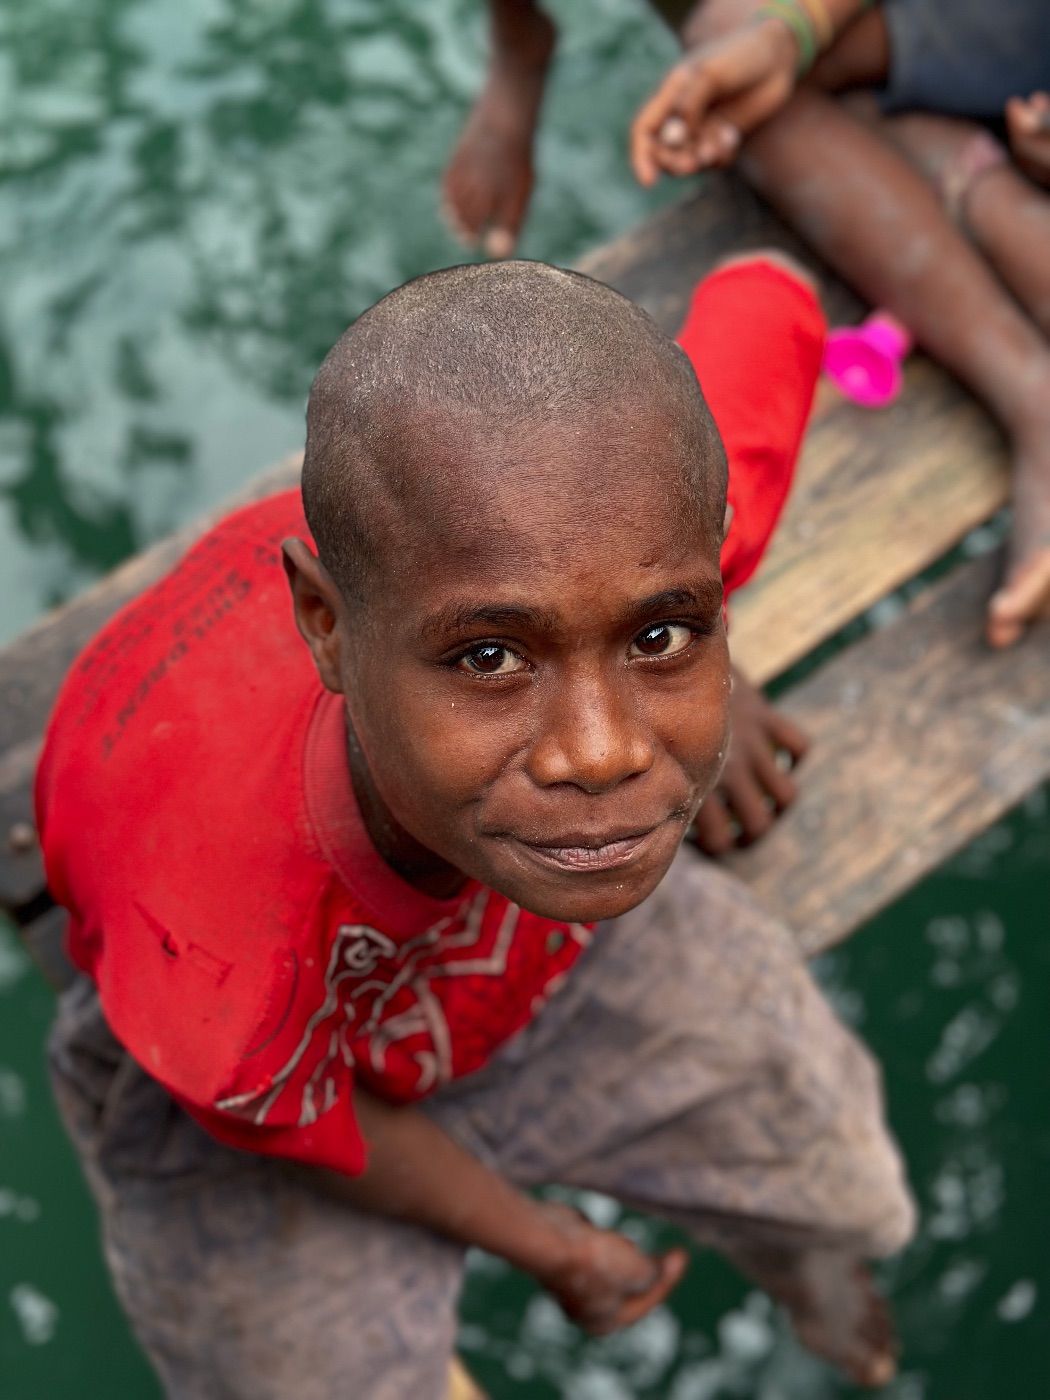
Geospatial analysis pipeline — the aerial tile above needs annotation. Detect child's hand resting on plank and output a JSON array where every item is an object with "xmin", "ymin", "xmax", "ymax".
[{"xmin": 693, "ymin": 667, "xmax": 808, "ymax": 854}]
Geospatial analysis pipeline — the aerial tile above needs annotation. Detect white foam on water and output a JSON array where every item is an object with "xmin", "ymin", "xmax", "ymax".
[{"xmin": 9, "ymin": 1283, "xmax": 59, "ymax": 1345}]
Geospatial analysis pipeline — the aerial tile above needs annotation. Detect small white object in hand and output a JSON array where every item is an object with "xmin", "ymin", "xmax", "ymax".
[{"xmin": 660, "ymin": 116, "xmax": 689, "ymax": 148}]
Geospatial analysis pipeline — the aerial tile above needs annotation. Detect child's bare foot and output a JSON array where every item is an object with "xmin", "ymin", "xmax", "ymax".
[
  {"xmin": 988, "ymin": 403, "xmax": 1050, "ymax": 647},
  {"xmin": 692, "ymin": 667, "xmax": 807, "ymax": 854},
  {"xmin": 785, "ymin": 1250, "xmax": 898, "ymax": 1388},
  {"xmin": 441, "ymin": 3, "xmax": 555, "ymax": 258},
  {"xmin": 1005, "ymin": 92, "xmax": 1050, "ymax": 188}
]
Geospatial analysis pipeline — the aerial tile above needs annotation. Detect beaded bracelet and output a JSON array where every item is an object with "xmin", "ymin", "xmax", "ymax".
[
  {"xmin": 755, "ymin": 0, "xmax": 819, "ymax": 76},
  {"xmin": 797, "ymin": 0, "xmax": 834, "ymax": 49}
]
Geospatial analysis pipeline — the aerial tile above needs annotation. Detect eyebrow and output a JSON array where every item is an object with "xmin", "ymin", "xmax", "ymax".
[
  {"xmin": 420, "ymin": 603, "xmax": 561, "ymax": 643},
  {"xmin": 615, "ymin": 582, "xmax": 724, "ymax": 630},
  {"xmin": 419, "ymin": 581, "xmax": 723, "ymax": 645}
]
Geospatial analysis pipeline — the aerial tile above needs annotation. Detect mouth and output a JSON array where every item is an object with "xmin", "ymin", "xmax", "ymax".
[{"xmin": 512, "ymin": 824, "xmax": 670, "ymax": 874}]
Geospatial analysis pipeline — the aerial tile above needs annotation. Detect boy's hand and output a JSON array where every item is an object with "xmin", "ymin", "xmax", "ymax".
[
  {"xmin": 532, "ymin": 1201, "xmax": 689, "ymax": 1335},
  {"xmin": 630, "ymin": 18, "xmax": 799, "ymax": 186},
  {"xmin": 309, "ymin": 1089, "xmax": 686, "ymax": 1337},
  {"xmin": 693, "ymin": 667, "xmax": 807, "ymax": 853}
]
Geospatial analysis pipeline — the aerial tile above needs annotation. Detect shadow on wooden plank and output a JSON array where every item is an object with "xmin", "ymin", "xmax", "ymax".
[{"xmin": 726, "ymin": 552, "xmax": 1050, "ymax": 953}]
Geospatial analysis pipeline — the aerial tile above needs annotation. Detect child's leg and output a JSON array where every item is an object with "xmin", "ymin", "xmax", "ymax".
[
  {"xmin": 430, "ymin": 848, "xmax": 916, "ymax": 1386},
  {"xmin": 880, "ymin": 110, "xmax": 1050, "ymax": 338},
  {"xmin": 441, "ymin": 0, "xmax": 555, "ymax": 258},
  {"xmin": 49, "ymin": 981, "xmax": 466, "ymax": 1400},
  {"xmin": 738, "ymin": 87, "xmax": 1050, "ymax": 648}
]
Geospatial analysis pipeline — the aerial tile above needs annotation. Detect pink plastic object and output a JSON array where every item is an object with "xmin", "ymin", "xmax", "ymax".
[{"xmin": 822, "ymin": 312, "xmax": 913, "ymax": 408}]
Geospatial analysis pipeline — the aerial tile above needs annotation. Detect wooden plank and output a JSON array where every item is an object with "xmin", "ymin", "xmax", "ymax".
[
  {"xmin": 725, "ymin": 551, "xmax": 1050, "ymax": 952},
  {"xmin": 729, "ymin": 363, "xmax": 1009, "ymax": 684}
]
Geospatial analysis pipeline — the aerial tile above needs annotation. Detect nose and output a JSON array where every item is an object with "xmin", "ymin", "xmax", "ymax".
[{"xmin": 526, "ymin": 669, "xmax": 656, "ymax": 794}]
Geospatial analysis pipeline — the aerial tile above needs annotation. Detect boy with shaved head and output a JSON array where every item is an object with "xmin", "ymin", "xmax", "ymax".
[{"xmin": 39, "ymin": 255, "xmax": 914, "ymax": 1399}]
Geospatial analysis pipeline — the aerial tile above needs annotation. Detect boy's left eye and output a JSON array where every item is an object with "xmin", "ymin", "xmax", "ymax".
[
  {"xmin": 630, "ymin": 623, "xmax": 694, "ymax": 658},
  {"xmin": 457, "ymin": 644, "xmax": 527, "ymax": 675}
]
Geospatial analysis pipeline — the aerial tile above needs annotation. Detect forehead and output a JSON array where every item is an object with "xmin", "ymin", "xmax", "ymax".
[{"xmin": 362, "ymin": 404, "xmax": 724, "ymax": 626}]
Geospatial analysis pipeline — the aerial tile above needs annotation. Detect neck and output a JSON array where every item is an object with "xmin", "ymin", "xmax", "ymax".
[{"xmin": 343, "ymin": 713, "xmax": 468, "ymax": 900}]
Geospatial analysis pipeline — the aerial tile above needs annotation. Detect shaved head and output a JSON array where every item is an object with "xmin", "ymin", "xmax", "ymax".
[{"xmin": 301, "ymin": 259, "xmax": 725, "ymax": 602}]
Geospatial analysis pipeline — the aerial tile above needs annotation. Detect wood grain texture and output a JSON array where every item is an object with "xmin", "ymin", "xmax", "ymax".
[
  {"xmin": 730, "ymin": 362, "xmax": 1010, "ymax": 684},
  {"xmin": 725, "ymin": 552, "xmax": 1050, "ymax": 952}
]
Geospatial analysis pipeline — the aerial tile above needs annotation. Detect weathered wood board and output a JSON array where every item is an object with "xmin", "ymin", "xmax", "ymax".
[
  {"xmin": 726, "ymin": 552, "xmax": 1050, "ymax": 952},
  {"xmin": 730, "ymin": 363, "xmax": 1009, "ymax": 684}
]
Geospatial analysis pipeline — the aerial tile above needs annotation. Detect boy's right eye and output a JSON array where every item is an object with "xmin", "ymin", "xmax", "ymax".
[{"xmin": 456, "ymin": 644, "xmax": 528, "ymax": 676}]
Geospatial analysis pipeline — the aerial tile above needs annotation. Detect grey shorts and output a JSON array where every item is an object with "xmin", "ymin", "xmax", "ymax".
[
  {"xmin": 880, "ymin": 0, "xmax": 1050, "ymax": 120},
  {"xmin": 49, "ymin": 847, "xmax": 915, "ymax": 1400}
]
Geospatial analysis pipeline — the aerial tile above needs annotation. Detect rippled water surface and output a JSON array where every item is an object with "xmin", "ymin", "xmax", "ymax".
[{"xmin": 1, "ymin": 3, "xmax": 1047, "ymax": 1397}]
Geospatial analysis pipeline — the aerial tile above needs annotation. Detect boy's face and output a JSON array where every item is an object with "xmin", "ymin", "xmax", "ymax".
[{"xmin": 288, "ymin": 403, "xmax": 730, "ymax": 925}]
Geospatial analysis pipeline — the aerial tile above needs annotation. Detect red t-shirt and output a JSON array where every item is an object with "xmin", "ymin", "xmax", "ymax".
[
  {"xmin": 36, "ymin": 262, "xmax": 824, "ymax": 1178},
  {"xmin": 687, "ymin": 261, "xmax": 826, "ymax": 596}
]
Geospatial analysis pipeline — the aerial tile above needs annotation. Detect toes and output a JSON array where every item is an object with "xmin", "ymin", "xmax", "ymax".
[
  {"xmin": 987, "ymin": 548, "xmax": 1050, "ymax": 647},
  {"xmin": 440, "ymin": 181, "xmax": 483, "ymax": 248},
  {"xmin": 482, "ymin": 228, "xmax": 515, "ymax": 259}
]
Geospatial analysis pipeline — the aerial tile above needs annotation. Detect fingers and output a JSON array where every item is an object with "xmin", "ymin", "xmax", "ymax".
[
  {"xmin": 590, "ymin": 1249, "xmax": 690, "ymax": 1336},
  {"xmin": 720, "ymin": 757, "xmax": 777, "ymax": 844},
  {"xmin": 986, "ymin": 548, "xmax": 1050, "ymax": 648},
  {"xmin": 629, "ymin": 23, "xmax": 797, "ymax": 186},
  {"xmin": 763, "ymin": 705, "xmax": 810, "ymax": 762},
  {"xmin": 691, "ymin": 682, "xmax": 807, "ymax": 851},
  {"xmin": 750, "ymin": 741, "xmax": 800, "ymax": 812},
  {"xmin": 691, "ymin": 793, "xmax": 736, "ymax": 856},
  {"xmin": 631, "ymin": 68, "xmax": 705, "ymax": 185}
]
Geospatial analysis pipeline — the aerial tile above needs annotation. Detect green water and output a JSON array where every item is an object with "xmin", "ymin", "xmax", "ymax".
[{"xmin": 0, "ymin": 2, "xmax": 1046, "ymax": 1397}]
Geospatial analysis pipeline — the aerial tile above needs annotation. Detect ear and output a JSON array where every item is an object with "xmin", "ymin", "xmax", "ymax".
[
  {"xmin": 722, "ymin": 501, "xmax": 734, "ymax": 544},
  {"xmin": 282, "ymin": 538, "xmax": 346, "ymax": 694}
]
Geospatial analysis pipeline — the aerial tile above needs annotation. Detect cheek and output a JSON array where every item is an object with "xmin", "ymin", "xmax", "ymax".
[
  {"xmin": 654, "ymin": 654, "xmax": 732, "ymax": 778},
  {"xmin": 352, "ymin": 671, "xmax": 521, "ymax": 822}
]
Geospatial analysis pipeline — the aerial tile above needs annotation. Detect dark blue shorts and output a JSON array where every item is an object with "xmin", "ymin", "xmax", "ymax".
[{"xmin": 880, "ymin": 0, "xmax": 1050, "ymax": 120}]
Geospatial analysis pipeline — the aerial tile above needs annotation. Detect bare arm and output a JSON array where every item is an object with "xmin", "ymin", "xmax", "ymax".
[
  {"xmin": 290, "ymin": 1085, "xmax": 688, "ymax": 1336},
  {"xmin": 631, "ymin": 0, "xmax": 874, "ymax": 184}
]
